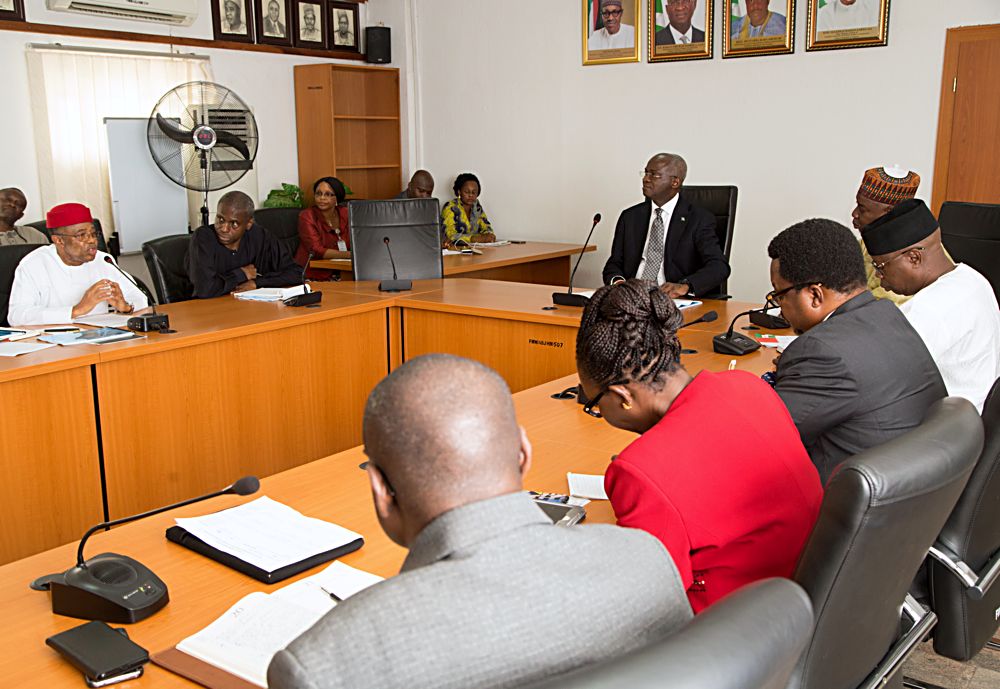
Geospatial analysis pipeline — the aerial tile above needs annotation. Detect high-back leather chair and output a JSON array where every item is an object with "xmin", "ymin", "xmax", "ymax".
[
  {"xmin": 789, "ymin": 398, "xmax": 983, "ymax": 689},
  {"xmin": 26, "ymin": 218, "xmax": 110, "ymax": 253},
  {"xmin": 0, "ymin": 243, "xmax": 46, "ymax": 326},
  {"xmin": 141, "ymin": 234, "xmax": 193, "ymax": 304},
  {"xmin": 938, "ymin": 201, "xmax": 1000, "ymax": 303},
  {"xmin": 254, "ymin": 207, "xmax": 302, "ymax": 259},
  {"xmin": 680, "ymin": 185, "xmax": 737, "ymax": 299},
  {"xmin": 927, "ymin": 378, "xmax": 1000, "ymax": 660},
  {"xmin": 521, "ymin": 579, "xmax": 813, "ymax": 689},
  {"xmin": 349, "ymin": 199, "xmax": 443, "ymax": 281}
]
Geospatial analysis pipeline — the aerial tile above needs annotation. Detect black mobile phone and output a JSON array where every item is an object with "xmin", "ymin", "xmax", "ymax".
[
  {"xmin": 46, "ymin": 621, "xmax": 148, "ymax": 682},
  {"xmin": 85, "ymin": 666, "xmax": 144, "ymax": 687}
]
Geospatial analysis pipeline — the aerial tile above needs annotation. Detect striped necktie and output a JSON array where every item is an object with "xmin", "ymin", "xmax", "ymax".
[{"xmin": 642, "ymin": 208, "xmax": 665, "ymax": 282}]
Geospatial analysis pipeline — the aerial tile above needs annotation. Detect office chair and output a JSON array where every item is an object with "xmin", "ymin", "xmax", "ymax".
[
  {"xmin": 254, "ymin": 207, "xmax": 302, "ymax": 259},
  {"xmin": 142, "ymin": 234, "xmax": 193, "ymax": 304},
  {"xmin": 350, "ymin": 199, "xmax": 443, "ymax": 281},
  {"xmin": 522, "ymin": 579, "xmax": 813, "ymax": 689},
  {"xmin": 681, "ymin": 185, "xmax": 737, "ymax": 299},
  {"xmin": 938, "ymin": 201, "xmax": 1000, "ymax": 304},
  {"xmin": 26, "ymin": 218, "xmax": 110, "ymax": 253},
  {"xmin": 0, "ymin": 243, "xmax": 46, "ymax": 326},
  {"xmin": 788, "ymin": 398, "xmax": 983, "ymax": 689}
]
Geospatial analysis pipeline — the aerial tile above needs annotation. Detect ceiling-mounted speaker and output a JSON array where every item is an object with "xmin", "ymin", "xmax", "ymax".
[{"xmin": 366, "ymin": 26, "xmax": 391, "ymax": 64}]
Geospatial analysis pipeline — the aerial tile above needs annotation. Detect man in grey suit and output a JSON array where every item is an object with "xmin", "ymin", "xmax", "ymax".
[
  {"xmin": 766, "ymin": 219, "xmax": 946, "ymax": 482},
  {"xmin": 268, "ymin": 354, "xmax": 692, "ymax": 689}
]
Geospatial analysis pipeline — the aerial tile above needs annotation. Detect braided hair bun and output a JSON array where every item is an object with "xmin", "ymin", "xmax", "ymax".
[{"xmin": 576, "ymin": 279, "xmax": 684, "ymax": 389}]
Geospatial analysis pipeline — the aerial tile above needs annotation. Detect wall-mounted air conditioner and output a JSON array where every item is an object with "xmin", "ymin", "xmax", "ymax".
[{"xmin": 45, "ymin": 0, "xmax": 198, "ymax": 26}]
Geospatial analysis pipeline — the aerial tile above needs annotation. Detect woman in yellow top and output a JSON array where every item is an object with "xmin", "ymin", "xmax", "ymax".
[{"xmin": 441, "ymin": 173, "xmax": 496, "ymax": 245}]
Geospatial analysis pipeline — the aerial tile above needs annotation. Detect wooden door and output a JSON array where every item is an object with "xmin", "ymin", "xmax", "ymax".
[{"xmin": 932, "ymin": 25, "xmax": 1000, "ymax": 213}]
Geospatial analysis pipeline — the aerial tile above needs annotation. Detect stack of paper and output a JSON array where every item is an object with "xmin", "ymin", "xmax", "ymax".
[
  {"xmin": 74, "ymin": 313, "xmax": 133, "ymax": 328},
  {"xmin": 0, "ymin": 342, "xmax": 55, "ymax": 357},
  {"xmin": 233, "ymin": 285, "xmax": 309, "ymax": 302},
  {"xmin": 567, "ymin": 472, "xmax": 609, "ymax": 500}
]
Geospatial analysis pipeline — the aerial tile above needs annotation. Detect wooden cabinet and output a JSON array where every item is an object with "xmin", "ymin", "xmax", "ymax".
[{"xmin": 294, "ymin": 63, "xmax": 402, "ymax": 202}]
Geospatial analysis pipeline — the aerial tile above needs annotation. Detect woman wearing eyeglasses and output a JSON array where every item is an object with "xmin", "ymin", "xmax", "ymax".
[
  {"xmin": 574, "ymin": 279, "xmax": 822, "ymax": 613},
  {"xmin": 296, "ymin": 177, "xmax": 351, "ymax": 281}
]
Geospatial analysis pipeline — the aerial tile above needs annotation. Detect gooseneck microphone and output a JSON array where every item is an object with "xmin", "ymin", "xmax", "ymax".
[
  {"xmin": 103, "ymin": 255, "xmax": 173, "ymax": 333},
  {"xmin": 679, "ymin": 310, "xmax": 718, "ymax": 329},
  {"xmin": 284, "ymin": 251, "xmax": 323, "ymax": 307},
  {"xmin": 379, "ymin": 236, "xmax": 412, "ymax": 292},
  {"xmin": 553, "ymin": 213, "xmax": 601, "ymax": 307},
  {"xmin": 712, "ymin": 307, "xmax": 765, "ymax": 355},
  {"xmin": 31, "ymin": 476, "xmax": 260, "ymax": 623}
]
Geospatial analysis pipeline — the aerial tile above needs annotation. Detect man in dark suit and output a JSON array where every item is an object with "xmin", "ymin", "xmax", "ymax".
[
  {"xmin": 766, "ymin": 218, "xmax": 946, "ymax": 482},
  {"xmin": 603, "ymin": 153, "xmax": 730, "ymax": 297},
  {"xmin": 654, "ymin": 0, "xmax": 705, "ymax": 45}
]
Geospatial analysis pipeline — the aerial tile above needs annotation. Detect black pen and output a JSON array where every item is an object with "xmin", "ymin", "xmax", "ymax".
[{"xmin": 320, "ymin": 586, "xmax": 343, "ymax": 602}]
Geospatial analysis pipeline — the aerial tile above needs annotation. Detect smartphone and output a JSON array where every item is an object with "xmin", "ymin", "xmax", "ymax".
[{"xmin": 85, "ymin": 666, "xmax": 144, "ymax": 687}]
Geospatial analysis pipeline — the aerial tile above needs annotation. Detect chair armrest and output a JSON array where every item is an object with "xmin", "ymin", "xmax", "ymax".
[
  {"xmin": 929, "ymin": 545, "xmax": 1000, "ymax": 601},
  {"xmin": 857, "ymin": 595, "xmax": 936, "ymax": 689}
]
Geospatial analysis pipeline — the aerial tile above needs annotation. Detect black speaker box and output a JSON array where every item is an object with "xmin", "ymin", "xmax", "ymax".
[{"xmin": 366, "ymin": 26, "xmax": 391, "ymax": 64}]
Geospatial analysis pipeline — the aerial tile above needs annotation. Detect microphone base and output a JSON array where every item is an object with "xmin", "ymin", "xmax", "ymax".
[
  {"xmin": 34, "ymin": 553, "xmax": 169, "ymax": 623},
  {"xmin": 379, "ymin": 279, "xmax": 412, "ymax": 292},
  {"xmin": 552, "ymin": 292, "xmax": 590, "ymax": 307},
  {"xmin": 283, "ymin": 291, "xmax": 323, "ymax": 307},
  {"xmin": 712, "ymin": 333, "xmax": 762, "ymax": 356},
  {"xmin": 127, "ymin": 313, "xmax": 170, "ymax": 333}
]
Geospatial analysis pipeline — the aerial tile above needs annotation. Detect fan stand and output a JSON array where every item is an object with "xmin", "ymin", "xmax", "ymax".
[
  {"xmin": 200, "ymin": 191, "xmax": 210, "ymax": 230},
  {"xmin": 199, "ymin": 150, "xmax": 210, "ymax": 229}
]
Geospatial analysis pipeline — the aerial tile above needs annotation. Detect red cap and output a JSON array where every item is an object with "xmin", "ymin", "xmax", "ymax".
[{"xmin": 46, "ymin": 203, "xmax": 93, "ymax": 230}]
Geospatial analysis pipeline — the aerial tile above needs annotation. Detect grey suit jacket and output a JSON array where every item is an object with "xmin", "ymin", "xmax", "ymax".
[
  {"xmin": 775, "ymin": 291, "xmax": 947, "ymax": 483},
  {"xmin": 268, "ymin": 492, "xmax": 691, "ymax": 689}
]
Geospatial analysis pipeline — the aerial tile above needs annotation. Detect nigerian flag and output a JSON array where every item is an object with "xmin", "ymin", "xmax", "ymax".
[
  {"xmin": 654, "ymin": 0, "xmax": 668, "ymax": 31},
  {"xmin": 730, "ymin": 0, "xmax": 746, "ymax": 22}
]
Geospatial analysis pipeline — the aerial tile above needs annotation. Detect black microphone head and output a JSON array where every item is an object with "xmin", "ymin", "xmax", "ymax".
[
  {"xmin": 702, "ymin": 310, "xmax": 718, "ymax": 323},
  {"xmin": 593, "ymin": 213, "xmax": 601, "ymax": 224},
  {"xmin": 103, "ymin": 255, "xmax": 113, "ymax": 264},
  {"xmin": 229, "ymin": 476, "xmax": 260, "ymax": 496},
  {"xmin": 383, "ymin": 236, "xmax": 390, "ymax": 244}
]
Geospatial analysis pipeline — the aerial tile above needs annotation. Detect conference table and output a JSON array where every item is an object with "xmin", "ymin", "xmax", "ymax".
[
  {"xmin": 310, "ymin": 241, "xmax": 596, "ymax": 286},
  {"xmin": 0, "ymin": 319, "xmax": 781, "ymax": 687}
]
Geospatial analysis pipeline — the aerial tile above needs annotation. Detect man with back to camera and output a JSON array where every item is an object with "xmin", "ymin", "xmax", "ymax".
[
  {"xmin": 8, "ymin": 202, "xmax": 148, "ymax": 325},
  {"xmin": 603, "ymin": 152, "xmax": 730, "ymax": 298},
  {"xmin": 588, "ymin": 0, "xmax": 636, "ymax": 51},
  {"xmin": 0, "ymin": 188, "xmax": 48, "ymax": 246},
  {"xmin": 766, "ymin": 218, "xmax": 946, "ymax": 482},
  {"xmin": 655, "ymin": 0, "xmax": 705, "ymax": 46},
  {"xmin": 862, "ymin": 199, "xmax": 1000, "ymax": 413},
  {"xmin": 187, "ymin": 191, "xmax": 302, "ymax": 299},
  {"xmin": 396, "ymin": 170, "xmax": 435, "ymax": 200},
  {"xmin": 268, "ymin": 354, "xmax": 693, "ymax": 689}
]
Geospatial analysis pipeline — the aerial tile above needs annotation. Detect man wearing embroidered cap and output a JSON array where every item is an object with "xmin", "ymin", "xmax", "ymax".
[
  {"xmin": 862, "ymin": 199, "xmax": 1000, "ymax": 413},
  {"xmin": 589, "ymin": 0, "xmax": 636, "ymax": 51},
  {"xmin": 7, "ymin": 203, "xmax": 148, "ymax": 326}
]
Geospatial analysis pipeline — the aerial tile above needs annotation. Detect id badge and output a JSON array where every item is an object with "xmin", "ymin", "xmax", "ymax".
[{"xmin": 337, "ymin": 240, "xmax": 347, "ymax": 252}]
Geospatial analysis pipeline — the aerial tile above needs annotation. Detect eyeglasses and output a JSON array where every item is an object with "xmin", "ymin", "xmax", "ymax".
[
  {"xmin": 601, "ymin": 9, "xmax": 623, "ymax": 17},
  {"xmin": 358, "ymin": 460, "xmax": 396, "ymax": 496},
  {"xmin": 872, "ymin": 247, "xmax": 922, "ymax": 274},
  {"xmin": 666, "ymin": 0, "xmax": 694, "ymax": 5},
  {"xmin": 765, "ymin": 282, "xmax": 821, "ymax": 308},
  {"xmin": 582, "ymin": 379, "xmax": 628, "ymax": 417},
  {"xmin": 641, "ymin": 170, "xmax": 677, "ymax": 181},
  {"xmin": 53, "ymin": 229, "xmax": 99, "ymax": 242}
]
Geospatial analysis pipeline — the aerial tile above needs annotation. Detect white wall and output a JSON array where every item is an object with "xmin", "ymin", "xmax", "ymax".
[{"xmin": 412, "ymin": 1, "xmax": 1000, "ymax": 299}]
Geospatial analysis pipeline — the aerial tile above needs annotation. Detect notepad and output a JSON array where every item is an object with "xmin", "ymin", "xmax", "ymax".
[
  {"xmin": 232, "ymin": 285, "xmax": 309, "ymax": 302},
  {"xmin": 567, "ymin": 472, "xmax": 609, "ymax": 500},
  {"xmin": 0, "ymin": 341, "xmax": 55, "ymax": 357},
  {"xmin": 74, "ymin": 313, "xmax": 133, "ymax": 328}
]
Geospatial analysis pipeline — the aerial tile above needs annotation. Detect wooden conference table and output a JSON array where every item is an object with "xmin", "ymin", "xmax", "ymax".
[
  {"xmin": 311, "ymin": 241, "xmax": 596, "ymax": 286},
  {"xmin": 0, "ymin": 338, "xmax": 780, "ymax": 687}
]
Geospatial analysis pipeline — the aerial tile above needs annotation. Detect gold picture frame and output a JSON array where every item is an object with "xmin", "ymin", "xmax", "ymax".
[
  {"xmin": 648, "ymin": 0, "xmax": 713, "ymax": 63},
  {"xmin": 583, "ymin": 0, "xmax": 641, "ymax": 66},
  {"xmin": 806, "ymin": 0, "xmax": 889, "ymax": 52},
  {"xmin": 722, "ymin": 0, "xmax": 796, "ymax": 59}
]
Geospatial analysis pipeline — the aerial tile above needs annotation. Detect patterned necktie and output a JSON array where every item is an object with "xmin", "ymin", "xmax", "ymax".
[
  {"xmin": 679, "ymin": 35, "xmax": 690, "ymax": 44},
  {"xmin": 642, "ymin": 208, "xmax": 665, "ymax": 283}
]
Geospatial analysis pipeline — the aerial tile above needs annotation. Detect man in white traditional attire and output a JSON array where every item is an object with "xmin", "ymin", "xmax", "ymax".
[
  {"xmin": 862, "ymin": 198, "xmax": 1000, "ymax": 413},
  {"xmin": 816, "ymin": 0, "xmax": 880, "ymax": 33},
  {"xmin": 8, "ymin": 203, "xmax": 148, "ymax": 326},
  {"xmin": 589, "ymin": 0, "xmax": 635, "ymax": 51}
]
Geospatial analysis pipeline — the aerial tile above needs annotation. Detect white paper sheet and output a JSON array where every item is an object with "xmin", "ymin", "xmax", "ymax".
[
  {"xmin": 232, "ymin": 285, "xmax": 308, "ymax": 302},
  {"xmin": 74, "ymin": 313, "xmax": 132, "ymax": 328},
  {"xmin": 567, "ymin": 472, "xmax": 609, "ymax": 500},
  {"xmin": 0, "ymin": 342, "xmax": 56, "ymax": 357},
  {"xmin": 174, "ymin": 496, "xmax": 363, "ymax": 573}
]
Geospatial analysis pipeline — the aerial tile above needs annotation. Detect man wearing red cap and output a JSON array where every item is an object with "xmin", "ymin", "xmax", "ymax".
[{"xmin": 7, "ymin": 202, "xmax": 148, "ymax": 326}]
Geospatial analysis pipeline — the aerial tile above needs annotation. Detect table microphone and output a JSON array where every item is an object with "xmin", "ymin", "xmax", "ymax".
[
  {"xmin": 30, "ymin": 476, "xmax": 260, "ymax": 623},
  {"xmin": 713, "ymin": 307, "xmax": 765, "ymax": 355},
  {"xmin": 553, "ymin": 213, "xmax": 601, "ymax": 307},
  {"xmin": 679, "ymin": 310, "xmax": 718, "ymax": 329},
  {"xmin": 103, "ymin": 256, "xmax": 172, "ymax": 333},
  {"xmin": 284, "ymin": 251, "xmax": 322, "ymax": 307},
  {"xmin": 379, "ymin": 236, "xmax": 411, "ymax": 292}
]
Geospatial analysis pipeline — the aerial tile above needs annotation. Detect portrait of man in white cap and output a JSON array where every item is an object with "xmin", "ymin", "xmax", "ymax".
[
  {"xmin": 220, "ymin": 0, "xmax": 248, "ymax": 34},
  {"xmin": 299, "ymin": 3, "xmax": 322, "ymax": 42},
  {"xmin": 589, "ymin": 0, "xmax": 636, "ymax": 51},
  {"xmin": 816, "ymin": 0, "xmax": 881, "ymax": 33}
]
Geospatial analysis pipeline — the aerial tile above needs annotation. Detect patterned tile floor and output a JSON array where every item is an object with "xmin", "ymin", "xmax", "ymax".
[{"xmin": 904, "ymin": 640, "xmax": 1000, "ymax": 688}]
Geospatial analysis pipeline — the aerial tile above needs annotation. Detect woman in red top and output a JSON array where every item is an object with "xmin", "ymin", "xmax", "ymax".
[
  {"xmin": 575, "ymin": 280, "xmax": 822, "ymax": 613},
  {"xmin": 296, "ymin": 177, "xmax": 351, "ymax": 280}
]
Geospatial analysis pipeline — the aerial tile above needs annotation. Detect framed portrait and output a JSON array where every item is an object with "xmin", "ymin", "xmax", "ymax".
[
  {"xmin": 0, "ymin": 0, "xmax": 25, "ymax": 22},
  {"xmin": 212, "ymin": 0, "xmax": 255, "ymax": 43},
  {"xmin": 329, "ymin": 1, "xmax": 360, "ymax": 53},
  {"xmin": 583, "ymin": 0, "xmax": 641, "ymax": 66},
  {"xmin": 293, "ymin": 0, "xmax": 327, "ymax": 49},
  {"xmin": 806, "ymin": 0, "xmax": 889, "ymax": 51},
  {"xmin": 723, "ymin": 0, "xmax": 795, "ymax": 59},
  {"xmin": 255, "ymin": 0, "xmax": 292, "ymax": 46},
  {"xmin": 648, "ymin": 0, "xmax": 713, "ymax": 63}
]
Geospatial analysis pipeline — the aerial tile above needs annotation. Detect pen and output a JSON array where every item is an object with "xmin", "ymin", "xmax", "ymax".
[
  {"xmin": 728, "ymin": 359, "xmax": 737, "ymax": 371},
  {"xmin": 44, "ymin": 327, "xmax": 80, "ymax": 332},
  {"xmin": 320, "ymin": 586, "xmax": 343, "ymax": 602}
]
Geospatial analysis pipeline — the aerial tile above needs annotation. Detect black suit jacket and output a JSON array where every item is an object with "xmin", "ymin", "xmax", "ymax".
[
  {"xmin": 602, "ymin": 194, "xmax": 730, "ymax": 296},
  {"xmin": 654, "ymin": 25, "xmax": 706, "ymax": 45},
  {"xmin": 774, "ymin": 291, "xmax": 947, "ymax": 483}
]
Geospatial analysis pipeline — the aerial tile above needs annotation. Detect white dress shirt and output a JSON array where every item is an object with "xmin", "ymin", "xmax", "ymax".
[
  {"xmin": 588, "ymin": 23, "xmax": 636, "ymax": 51},
  {"xmin": 669, "ymin": 25, "xmax": 693, "ymax": 44},
  {"xmin": 636, "ymin": 194, "xmax": 679, "ymax": 286},
  {"xmin": 8, "ymin": 245, "xmax": 149, "ymax": 326}
]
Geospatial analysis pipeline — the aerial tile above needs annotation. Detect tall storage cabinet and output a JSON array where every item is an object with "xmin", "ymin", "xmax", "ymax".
[{"xmin": 294, "ymin": 63, "xmax": 402, "ymax": 201}]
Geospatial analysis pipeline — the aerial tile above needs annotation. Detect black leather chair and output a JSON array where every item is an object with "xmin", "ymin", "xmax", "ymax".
[
  {"xmin": 349, "ymin": 199, "xmax": 443, "ymax": 281},
  {"xmin": 521, "ymin": 579, "xmax": 813, "ymax": 689},
  {"xmin": 681, "ymin": 185, "xmax": 737, "ymax": 299},
  {"xmin": 142, "ymin": 234, "xmax": 193, "ymax": 304},
  {"xmin": 938, "ymin": 201, "xmax": 1000, "ymax": 304},
  {"xmin": 26, "ymin": 218, "xmax": 109, "ymax": 253},
  {"xmin": 924, "ymin": 378, "xmax": 1000, "ymax": 661},
  {"xmin": 0, "ymin": 243, "xmax": 46, "ymax": 326},
  {"xmin": 788, "ymin": 398, "xmax": 983, "ymax": 689},
  {"xmin": 254, "ymin": 207, "xmax": 302, "ymax": 259}
]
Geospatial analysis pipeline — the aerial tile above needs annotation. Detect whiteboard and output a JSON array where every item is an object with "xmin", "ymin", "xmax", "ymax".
[{"xmin": 105, "ymin": 118, "xmax": 189, "ymax": 254}]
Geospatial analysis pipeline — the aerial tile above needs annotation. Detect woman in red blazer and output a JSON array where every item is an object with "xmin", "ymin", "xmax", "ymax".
[
  {"xmin": 575, "ymin": 280, "xmax": 823, "ymax": 613},
  {"xmin": 296, "ymin": 177, "xmax": 351, "ymax": 281}
]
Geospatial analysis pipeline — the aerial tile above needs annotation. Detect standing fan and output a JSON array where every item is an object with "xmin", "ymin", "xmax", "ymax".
[{"xmin": 146, "ymin": 81, "xmax": 258, "ymax": 228}]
